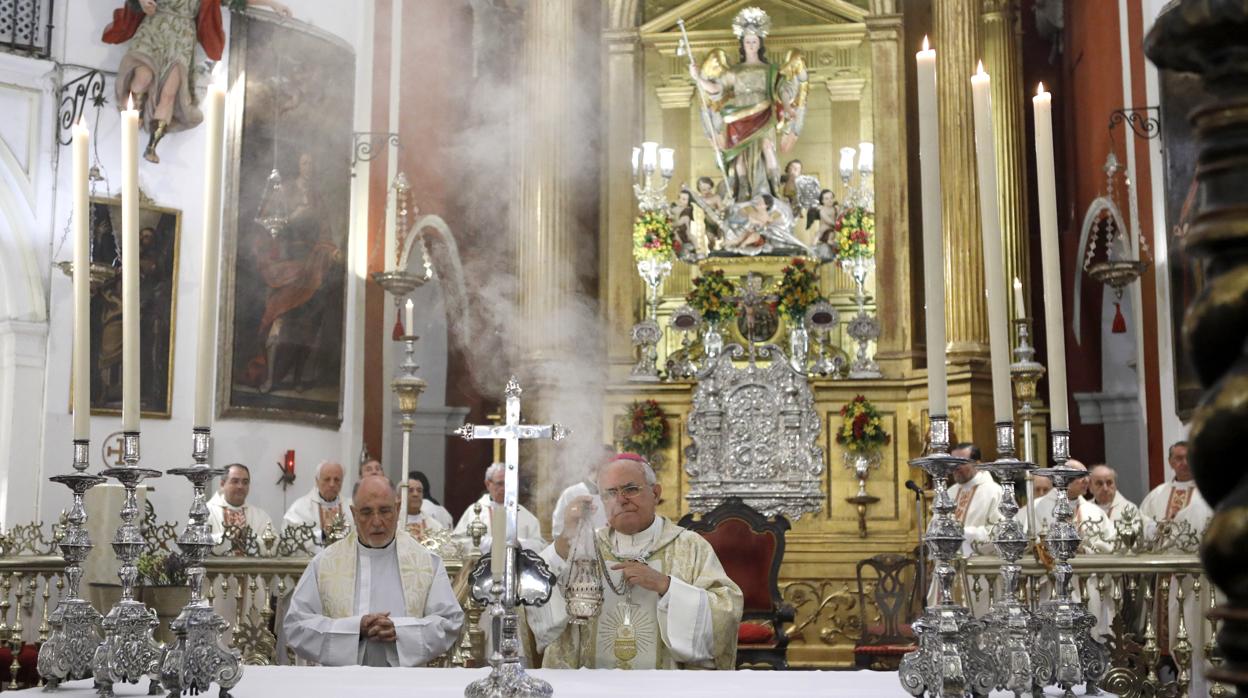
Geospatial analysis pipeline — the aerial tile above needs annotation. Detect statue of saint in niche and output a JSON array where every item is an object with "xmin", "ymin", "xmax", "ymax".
[{"xmin": 102, "ymin": 0, "xmax": 291, "ymax": 163}]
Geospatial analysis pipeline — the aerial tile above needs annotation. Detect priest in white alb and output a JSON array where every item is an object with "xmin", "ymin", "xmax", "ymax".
[
  {"xmin": 283, "ymin": 460, "xmax": 351, "ymax": 543},
  {"xmin": 528, "ymin": 454, "xmax": 743, "ymax": 669},
  {"xmin": 283, "ymin": 476, "xmax": 463, "ymax": 667},
  {"xmin": 453, "ymin": 462, "xmax": 545, "ymax": 551},
  {"xmin": 1088, "ymin": 464, "xmax": 1140, "ymax": 529},
  {"xmin": 1140, "ymin": 441, "xmax": 1212, "ymax": 536},
  {"xmin": 206, "ymin": 464, "xmax": 275, "ymax": 554},
  {"xmin": 947, "ymin": 443, "xmax": 1003, "ymax": 556}
]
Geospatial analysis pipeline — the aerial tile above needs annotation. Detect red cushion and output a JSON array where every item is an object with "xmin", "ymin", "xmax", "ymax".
[
  {"xmin": 696, "ymin": 519, "xmax": 777, "ymax": 613},
  {"xmin": 0, "ymin": 642, "xmax": 42, "ymax": 688},
  {"xmin": 737, "ymin": 622, "xmax": 775, "ymax": 645}
]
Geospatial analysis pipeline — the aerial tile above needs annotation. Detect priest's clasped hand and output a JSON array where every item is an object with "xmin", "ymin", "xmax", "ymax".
[
  {"xmin": 360, "ymin": 611, "xmax": 396, "ymax": 643},
  {"xmin": 611, "ymin": 561, "xmax": 671, "ymax": 596}
]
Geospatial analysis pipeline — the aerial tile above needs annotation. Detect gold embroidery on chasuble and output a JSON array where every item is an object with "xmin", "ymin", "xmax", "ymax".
[
  {"xmin": 954, "ymin": 485, "xmax": 978, "ymax": 524},
  {"xmin": 316, "ymin": 531, "xmax": 435, "ymax": 619},
  {"xmin": 1164, "ymin": 487, "xmax": 1192, "ymax": 521},
  {"xmin": 223, "ymin": 508, "xmax": 246, "ymax": 529}
]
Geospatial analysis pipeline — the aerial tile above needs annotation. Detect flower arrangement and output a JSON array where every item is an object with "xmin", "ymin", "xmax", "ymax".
[
  {"xmin": 619, "ymin": 400, "xmax": 670, "ymax": 459},
  {"xmin": 686, "ymin": 269, "xmax": 737, "ymax": 323},
  {"xmin": 828, "ymin": 205, "xmax": 876, "ymax": 265},
  {"xmin": 632, "ymin": 211, "xmax": 680, "ymax": 262},
  {"xmin": 136, "ymin": 550, "xmax": 187, "ymax": 587},
  {"xmin": 773, "ymin": 258, "xmax": 823, "ymax": 322},
  {"xmin": 835, "ymin": 395, "xmax": 890, "ymax": 453}
]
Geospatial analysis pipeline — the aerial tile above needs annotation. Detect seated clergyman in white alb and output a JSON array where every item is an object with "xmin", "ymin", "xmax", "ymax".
[
  {"xmin": 1088, "ymin": 464, "xmax": 1140, "ymax": 527},
  {"xmin": 283, "ymin": 460, "xmax": 351, "ymax": 543},
  {"xmin": 528, "ymin": 454, "xmax": 743, "ymax": 669},
  {"xmin": 206, "ymin": 463, "xmax": 274, "ymax": 553},
  {"xmin": 1140, "ymin": 441, "xmax": 1212, "ymax": 536},
  {"xmin": 283, "ymin": 476, "xmax": 464, "ymax": 667},
  {"xmin": 404, "ymin": 471, "xmax": 447, "ymax": 538},
  {"xmin": 453, "ymin": 462, "xmax": 545, "ymax": 551}
]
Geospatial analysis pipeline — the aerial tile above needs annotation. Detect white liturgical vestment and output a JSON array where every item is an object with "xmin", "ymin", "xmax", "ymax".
[
  {"xmin": 206, "ymin": 492, "xmax": 274, "ymax": 553},
  {"xmin": 453, "ymin": 494, "xmax": 546, "ymax": 552},
  {"xmin": 947, "ymin": 469, "xmax": 1003, "ymax": 556},
  {"xmin": 1139, "ymin": 479, "xmax": 1212, "ymax": 534},
  {"xmin": 283, "ymin": 488, "xmax": 351, "ymax": 542},
  {"xmin": 1095, "ymin": 490, "xmax": 1140, "ymax": 527},
  {"xmin": 550, "ymin": 481, "xmax": 607, "ymax": 539},
  {"xmin": 528, "ymin": 516, "xmax": 743, "ymax": 670},
  {"xmin": 283, "ymin": 531, "xmax": 463, "ymax": 667},
  {"xmin": 421, "ymin": 500, "xmax": 454, "ymax": 529}
]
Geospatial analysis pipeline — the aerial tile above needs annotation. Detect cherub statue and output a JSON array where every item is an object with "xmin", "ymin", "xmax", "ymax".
[
  {"xmin": 687, "ymin": 7, "xmax": 808, "ymax": 202},
  {"xmin": 102, "ymin": 0, "xmax": 292, "ymax": 164}
]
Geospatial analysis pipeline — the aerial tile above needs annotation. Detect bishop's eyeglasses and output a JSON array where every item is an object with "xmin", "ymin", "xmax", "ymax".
[{"xmin": 601, "ymin": 483, "xmax": 645, "ymax": 501}]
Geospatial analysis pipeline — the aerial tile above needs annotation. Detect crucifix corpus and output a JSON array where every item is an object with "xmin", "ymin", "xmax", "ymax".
[{"xmin": 454, "ymin": 375, "xmax": 568, "ymax": 698}]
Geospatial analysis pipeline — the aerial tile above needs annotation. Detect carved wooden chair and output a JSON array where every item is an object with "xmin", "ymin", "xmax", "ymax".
[
  {"xmin": 678, "ymin": 497, "xmax": 794, "ymax": 670},
  {"xmin": 853, "ymin": 550, "xmax": 921, "ymax": 670}
]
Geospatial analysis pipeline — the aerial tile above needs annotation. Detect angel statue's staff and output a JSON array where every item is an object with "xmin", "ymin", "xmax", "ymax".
[{"xmin": 677, "ymin": 18, "xmax": 732, "ymax": 194}]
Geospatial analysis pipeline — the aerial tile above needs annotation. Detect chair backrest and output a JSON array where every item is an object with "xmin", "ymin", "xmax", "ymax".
[
  {"xmin": 855, "ymin": 551, "xmax": 920, "ymax": 644},
  {"xmin": 678, "ymin": 497, "xmax": 789, "ymax": 615}
]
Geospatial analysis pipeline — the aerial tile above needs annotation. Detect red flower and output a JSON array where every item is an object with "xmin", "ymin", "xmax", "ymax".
[{"xmin": 853, "ymin": 413, "xmax": 868, "ymax": 439}]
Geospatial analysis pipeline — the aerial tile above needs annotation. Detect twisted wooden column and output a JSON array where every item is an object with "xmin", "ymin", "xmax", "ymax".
[{"xmin": 1147, "ymin": 3, "xmax": 1248, "ymax": 693}]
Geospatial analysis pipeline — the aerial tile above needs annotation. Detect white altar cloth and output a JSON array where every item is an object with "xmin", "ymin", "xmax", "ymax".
[{"xmin": 21, "ymin": 665, "xmax": 1117, "ymax": 697}]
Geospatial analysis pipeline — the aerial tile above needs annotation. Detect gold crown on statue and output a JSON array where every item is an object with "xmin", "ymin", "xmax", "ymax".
[{"xmin": 732, "ymin": 7, "xmax": 771, "ymax": 39}]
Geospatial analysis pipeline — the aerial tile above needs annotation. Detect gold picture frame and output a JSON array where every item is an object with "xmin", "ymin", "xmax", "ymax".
[{"xmin": 78, "ymin": 192, "xmax": 180, "ymax": 419}]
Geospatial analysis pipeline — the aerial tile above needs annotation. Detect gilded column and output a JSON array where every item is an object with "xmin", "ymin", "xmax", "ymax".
[
  {"xmin": 981, "ymin": 0, "xmax": 1032, "ymax": 325},
  {"xmin": 864, "ymin": 0, "xmax": 918, "ymax": 374},
  {"xmin": 603, "ymin": 31, "xmax": 644, "ymax": 378},
  {"xmin": 935, "ymin": 0, "xmax": 989, "ymax": 360}
]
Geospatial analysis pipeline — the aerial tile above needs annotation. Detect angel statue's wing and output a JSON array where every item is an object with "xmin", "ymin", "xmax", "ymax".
[{"xmin": 776, "ymin": 49, "xmax": 809, "ymax": 148}]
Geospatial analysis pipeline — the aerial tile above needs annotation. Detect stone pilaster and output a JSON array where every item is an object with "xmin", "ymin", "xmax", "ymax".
[
  {"xmin": 981, "ymin": 0, "xmax": 1032, "ymax": 325},
  {"xmin": 935, "ymin": 0, "xmax": 990, "ymax": 361},
  {"xmin": 826, "ymin": 76, "xmax": 866, "ymax": 204},
  {"xmin": 865, "ymin": 0, "xmax": 918, "ymax": 375}
]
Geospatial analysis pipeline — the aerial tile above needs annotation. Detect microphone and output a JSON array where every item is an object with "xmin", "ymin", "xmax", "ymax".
[{"xmin": 905, "ymin": 479, "xmax": 923, "ymax": 495}]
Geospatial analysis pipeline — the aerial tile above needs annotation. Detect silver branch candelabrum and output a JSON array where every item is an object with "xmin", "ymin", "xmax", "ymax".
[
  {"xmin": 899, "ymin": 416, "xmax": 995, "ymax": 697},
  {"xmin": 631, "ymin": 141, "xmax": 674, "ymax": 213},
  {"xmin": 1030, "ymin": 431, "xmax": 1110, "ymax": 695},
  {"xmin": 95, "ymin": 432, "xmax": 165, "ymax": 698},
  {"xmin": 38, "ymin": 440, "xmax": 105, "ymax": 688},
  {"xmin": 1010, "ymin": 318, "xmax": 1046, "ymax": 549},
  {"xmin": 842, "ymin": 256, "xmax": 882, "ymax": 379},
  {"xmin": 979, "ymin": 421, "xmax": 1039, "ymax": 696},
  {"xmin": 161, "ymin": 428, "xmax": 243, "ymax": 698}
]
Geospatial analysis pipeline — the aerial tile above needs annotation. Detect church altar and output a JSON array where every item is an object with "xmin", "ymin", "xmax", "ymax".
[{"xmin": 15, "ymin": 665, "xmax": 1115, "ymax": 697}]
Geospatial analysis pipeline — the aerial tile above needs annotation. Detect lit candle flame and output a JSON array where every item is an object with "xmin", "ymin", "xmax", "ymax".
[
  {"xmin": 976, "ymin": 60, "xmax": 985, "ymax": 76},
  {"xmin": 921, "ymin": 35, "xmax": 930, "ymax": 52},
  {"xmin": 126, "ymin": 93, "xmax": 135, "ymax": 111},
  {"xmin": 1036, "ymin": 82, "xmax": 1046, "ymax": 96}
]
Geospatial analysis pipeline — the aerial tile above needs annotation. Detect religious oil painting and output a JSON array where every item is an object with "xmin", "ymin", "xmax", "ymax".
[
  {"xmin": 83, "ymin": 196, "xmax": 180, "ymax": 418},
  {"xmin": 218, "ymin": 11, "xmax": 354, "ymax": 426},
  {"xmin": 1158, "ymin": 71, "xmax": 1207, "ymax": 421}
]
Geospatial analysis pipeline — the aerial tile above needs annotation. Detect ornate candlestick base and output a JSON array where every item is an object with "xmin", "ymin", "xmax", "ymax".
[
  {"xmin": 465, "ymin": 548, "xmax": 555, "ymax": 698},
  {"xmin": 95, "ymin": 433, "xmax": 165, "ymax": 698},
  {"xmin": 979, "ymin": 422, "xmax": 1040, "ymax": 696},
  {"xmin": 899, "ymin": 416, "xmax": 994, "ymax": 697},
  {"xmin": 38, "ymin": 441, "xmax": 106, "ymax": 688},
  {"xmin": 162, "ymin": 428, "xmax": 242, "ymax": 698},
  {"xmin": 629, "ymin": 320, "xmax": 662, "ymax": 382},
  {"xmin": 1030, "ymin": 431, "xmax": 1109, "ymax": 695}
]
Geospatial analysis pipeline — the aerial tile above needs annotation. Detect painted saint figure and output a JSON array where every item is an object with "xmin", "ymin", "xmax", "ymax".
[
  {"xmin": 102, "ymin": 0, "xmax": 291, "ymax": 163},
  {"xmin": 688, "ymin": 7, "xmax": 808, "ymax": 202}
]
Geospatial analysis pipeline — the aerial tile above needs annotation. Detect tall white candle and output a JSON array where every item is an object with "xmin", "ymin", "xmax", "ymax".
[
  {"xmin": 970, "ymin": 62, "xmax": 1013, "ymax": 425},
  {"xmin": 121, "ymin": 96, "xmax": 141, "ymax": 433},
  {"xmin": 916, "ymin": 37, "xmax": 948, "ymax": 417},
  {"xmin": 1013, "ymin": 277, "xmax": 1026, "ymax": 320},
  {"xmin": 194, "ymin": 78, "xmax": 227, "ymax": 429},
  {"xmin": 405, "ymin": 298, "xmax": 414, "ymax": 335},
  {"xmin": 1032, "ymin": 83, "xmax": 1069, "ymax": 432},
  {"xmin": 71, "ymin": 119, "xmax": 91, "ymax": 441}
]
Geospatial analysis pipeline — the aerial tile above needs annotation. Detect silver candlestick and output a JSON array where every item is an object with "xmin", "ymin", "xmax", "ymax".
[
  {"xmin": 630, "ymin": 259, "xmax": 671, "ymax": 382},
  {"xmin": 161, "ymin": 428, "xmax": 242, "ymax": 698},
  {"xmin": 95, "ymin": 432, "xmax": 165, "ymax": 698},
  {"xmin": 899, "ymin": 415, "xmax": 994, "ymax": 697},
  {"xmin": 979, "ymin": 421, "xmax": 1039, "ymax": 696},
  {"xmin": 843, "ymin": 256, "xmax": 881, "ymax": 379},
  {"xmin": 38, "ymin": 440, "xmax": 106, "ymax": 688},
  {"xmin": 1030, "ymin": 431, "xmax": 1109, "ymax": 695}
]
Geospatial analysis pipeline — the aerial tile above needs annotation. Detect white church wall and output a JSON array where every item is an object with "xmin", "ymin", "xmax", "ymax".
[{"xmin": 7, "ymin": 1, "xmax": 375, "ymax": 530}]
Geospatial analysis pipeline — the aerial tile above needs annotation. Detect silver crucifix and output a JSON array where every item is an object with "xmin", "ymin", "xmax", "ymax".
[{"xmin": 456, "ymin": 375, "xmax": 566, "ymax": 698}]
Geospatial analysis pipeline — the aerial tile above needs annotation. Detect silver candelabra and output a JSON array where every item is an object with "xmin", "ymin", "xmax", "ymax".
[
  {"xmin": 631, "ymin": 141, "xmax": 674, "ymax": 213},
  {"xmin": 899, "ymin": 416, "xmax": 995, "ymax": 697},
  {"xmin": 979, "ymin": 421, "xmax": 1039, "ymax": 696},
  {"xmin": 38, "ymin": 440, "xmax": 105, "ymax": 688},
  {"xmin": 1030, "ymin": 431, "xmax": 1110, "ymax": 695},
  {"xmin": 161, "ymin": 428, "xmax": 243, "ymax": 698},
  {"xmin": 95, "ymin": 432, "xmax": 165, "ymax": 698},
  {"xmin": 842, "ymin": 255, "xmax": 881, "ymax": 379}
]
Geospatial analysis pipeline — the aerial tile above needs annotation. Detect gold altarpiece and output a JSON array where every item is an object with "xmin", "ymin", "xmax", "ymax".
[{"xmin": 598, "ymin": 0, "xmax": 1037, "ymax": 667}]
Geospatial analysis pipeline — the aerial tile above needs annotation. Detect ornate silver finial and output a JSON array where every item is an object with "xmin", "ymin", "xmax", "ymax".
[
  {"xmin": 453, "ymin": 424, "xmax": 475, "ymax": 440},
  {"xmin": 504, "ymin": 376, "xmax": 522, "ymax": 399},
  {"xmin": 551, "ymin": 424, "xmax": 571, "ymax": 442},
  {"xmin": 732, "ymin": 7, "xmax": 771, "ymax": 38}
]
